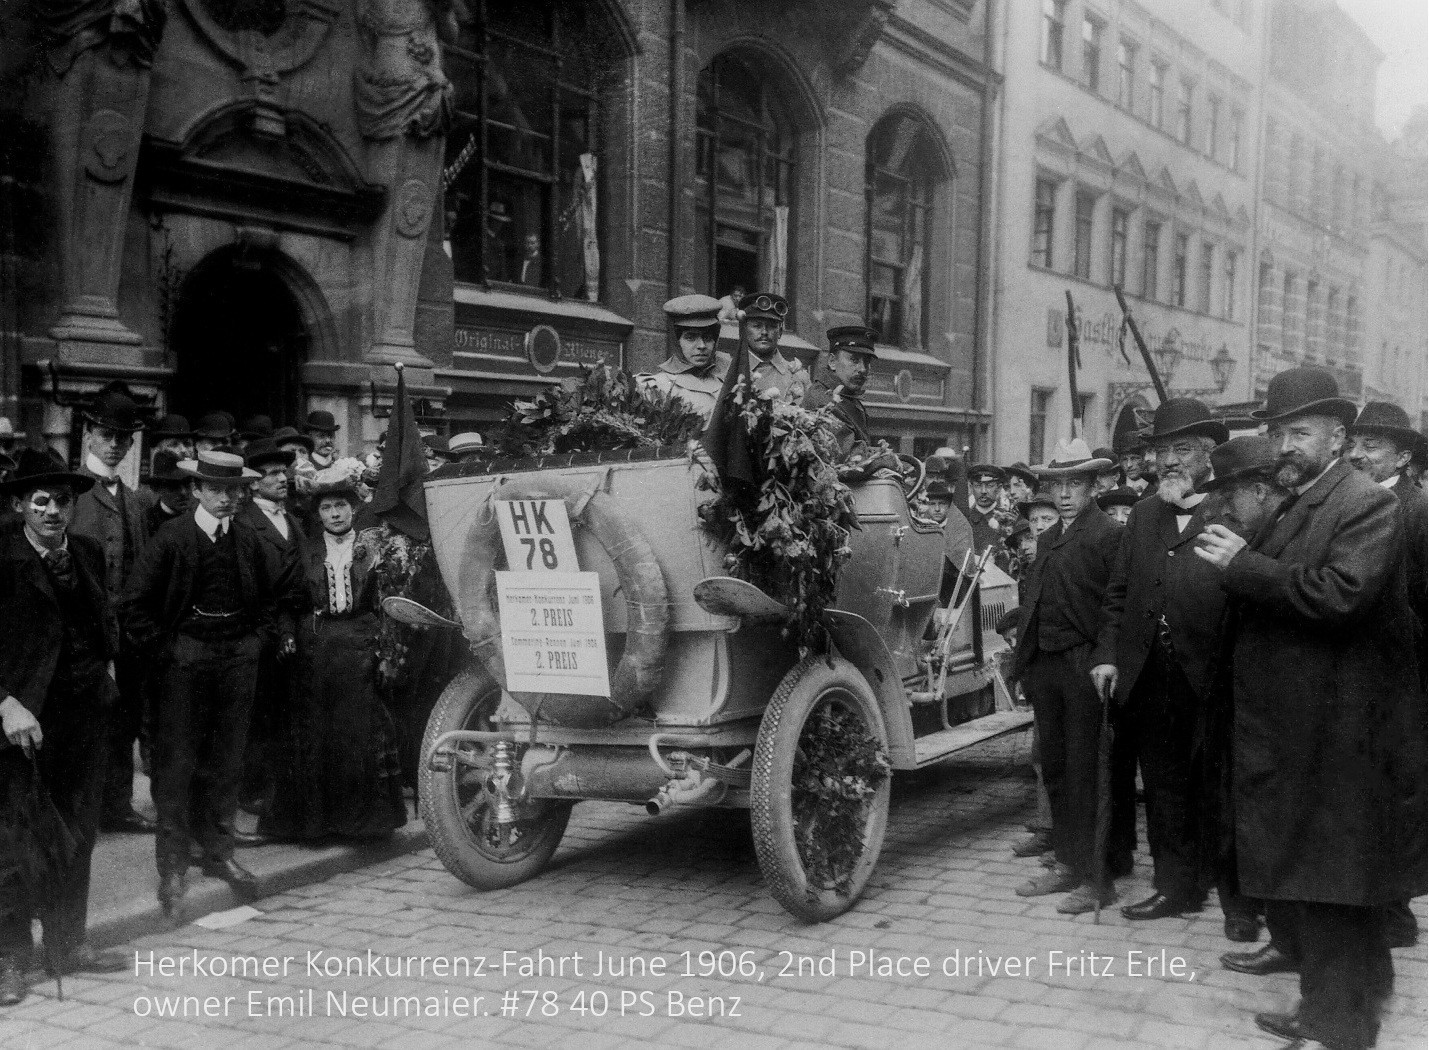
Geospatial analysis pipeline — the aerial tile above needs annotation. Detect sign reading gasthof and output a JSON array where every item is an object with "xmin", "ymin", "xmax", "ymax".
[{"xmin": 495, "ymin": 572, "xmax": 611, "ymax": 696}]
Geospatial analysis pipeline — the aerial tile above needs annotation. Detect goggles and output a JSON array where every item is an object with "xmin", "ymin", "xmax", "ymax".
[{"xmin": 746, "ymin": 295, "xmax": 788, "ymax": 318}]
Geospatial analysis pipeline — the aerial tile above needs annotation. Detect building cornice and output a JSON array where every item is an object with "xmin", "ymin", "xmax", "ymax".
[{"xmin": 882, "ymin": 14, "xmax": 1001, "ymax": 92}]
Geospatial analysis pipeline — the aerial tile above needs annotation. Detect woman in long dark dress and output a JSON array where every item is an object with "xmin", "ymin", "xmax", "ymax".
[{"xmin": 262, "ymin": 482, "xmax": 407, "ymax": 841}]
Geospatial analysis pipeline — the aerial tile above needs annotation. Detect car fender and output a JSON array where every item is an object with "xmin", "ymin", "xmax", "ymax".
[{"xmin": 821, "ymin": 608, "xmax": 916, "ymax": 769}]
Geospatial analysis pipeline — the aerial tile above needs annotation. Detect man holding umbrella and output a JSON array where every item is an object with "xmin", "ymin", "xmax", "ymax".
[{"xmin": 0, "ymin": 449, "xmax": 129, "ymax": 1005}]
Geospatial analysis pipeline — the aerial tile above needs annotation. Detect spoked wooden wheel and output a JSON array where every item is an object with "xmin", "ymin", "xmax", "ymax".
[
  {"xmin": 751, "ymin": 656, "xmax": 892, "ymax": 922},
  {"xmin": 419, "ymin": 668, "xmax": 572, "ymax": 890}
]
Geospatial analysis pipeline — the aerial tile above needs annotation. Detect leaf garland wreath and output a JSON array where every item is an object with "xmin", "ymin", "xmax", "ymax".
[{"xmin": 696, "ymin": 382, "xmax": 859, "ymax": 650}]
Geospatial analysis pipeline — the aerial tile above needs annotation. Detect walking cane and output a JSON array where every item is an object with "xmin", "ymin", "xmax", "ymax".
[{"xmin": 1091, "ymin": 687, "xmax": 1116, "ymax": 925}]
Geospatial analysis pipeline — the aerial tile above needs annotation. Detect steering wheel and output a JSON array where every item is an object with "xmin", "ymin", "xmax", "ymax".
[{"xmin": 894, "ymin": 453, "xmax": 926, "ymax": 499}]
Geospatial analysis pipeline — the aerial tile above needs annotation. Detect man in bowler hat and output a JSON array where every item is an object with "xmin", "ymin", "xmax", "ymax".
[
  {"xmin": 303, "ymin": 411, "xmax": 341, "ymax": 470},
  {"xmin": 122, "ymin": 450, "xmax": 303, "ymax": 914},
  {"xmin": 0, "ymin": 449, "xmax": 129, "ymax": 1005},
  {"xmin": 639, "ymin": 295, "xmax": 730, "ymax": 422},
  {"xmin": 149, "ymin": 415, "xmax": 195, "ymax": 464},
  {"xmin": 69, "ymin": 383, "xmax": 156, "ymax": 835},
  {"xmin": 1194, "ymin": 367, "xmax": 1425, "ymax": 1050},
  {"xmin": 804, "ymin": 325, "xmax": 877, "ymax": 452},
  {"xmin": 737, "ymin": 293, "xmax": 808, "ymax": 401},
  {"xmin": 1090, "ymin": 399, "xmax": 1256, "ymax": 938}
]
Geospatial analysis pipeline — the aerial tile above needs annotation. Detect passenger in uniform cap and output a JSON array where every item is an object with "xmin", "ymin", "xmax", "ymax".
[
  {"xmin": 149, "ymin": 414, "xmax": 195, "ymax": 463},
  {"xmin": 965, "ymin": 464, "xmax": 1006, "ymax": 555},
  {"xmin": 1193, "ymin": 366, "xmax": 1424, "ymax": 1050},
  {"xmin": 1095, "ymin": 485, "xmax": 1139, "ymax": 524},
  {"xmin": 447, "ymin": 432, "xmax": 488, "ymax": 465},
  {"xmin": 639, "ymin": 294, "xmax": 730, "ymax": 423},
  {"xmin": 69, "ymin": 382, "xmax": 156, "ymax": 835},
  {"xmin": 303, "ymin": 411, "xmax": 341, "ymax": 469},
  {"xmin": 1005, "ymin": 462, "xmax": 1037, "ymax": 505},
  {"xmin": 1019, "ymin": 490, "xmax": 1060, "ymax": 537},
  {"xmin": 803, "ymin": 325, "xmax": 877, "ymax": 453},
  {"xmin": 193, "ymin": 413, "xmax": 236, "ymax": 456},
  {"xmin": 737, "ymin": 292, "xmax": 807, "ymax": 401}
]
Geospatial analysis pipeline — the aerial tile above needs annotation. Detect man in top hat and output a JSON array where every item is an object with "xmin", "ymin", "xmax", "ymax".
[
  {"xmin": 69, "ymin": 383, "xmax": 156, "ymax": 836},
  {"xmin": 1004, "ymin": 462, "xmax": 1037, "ymax": 506},
  {"xmin": 303, "ymin": 411, "xmax": 341, "ymax": 470},
  {"xmin": 639, "ymin": 295, "xmax": 730, "ymax": 423},
  {"xmin": 965, "ymin": 464, "xmax": 1007, "ymax": 556},
  {"xmin": 121, "ymin": 449, "xmax": 304, "ymax": 915},
  {"xmin": 737, "ymin": 292, "xmax": 807, "ymax": 401},
  {"xmin": 193, "ymin": 413, "xmax": 236, "ymax": 456},
  {"xmin": 1011, "ymin": 439, "xmax": 1126, "ymax": 914},
  {"xmin": 1088, "ymin": 399, "xmax": 1254, "ymax": 935},
  {"xmin": 804, "ymin": 325, "xmax": 877, "ymax": 453},
  {"xmin": 0, "ymin": 449, "xmax": 130, "ymax": 1005},
  {"xmin": 143, "ymin": 452, "xmax": 193, "ymax": 539},
  {"xmin": 149, "ymin": 414, "xmax": 195, "ymax": 464},
  {"xmin": 1193, "ymin": 367, "xmax": 1425, "ymax": 1050}
]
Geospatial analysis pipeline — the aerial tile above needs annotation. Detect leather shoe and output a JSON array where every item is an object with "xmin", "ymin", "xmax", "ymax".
[
  {"xmin": 44, "ymin": 943, "xmax": 128, "ymax": 976},
  {"xmin": 101, "ymin": 809, "xmax": 157, "ymax": 834},
  {"xmin": 1221, "ymin": 942, "xmax": 1300, "ymax": 976},
  {"xmin": 1121, "ymin": 892, "xmax": 1202, "ymax": 921},
  {"xmin": 0, "ymin": 956, "xmax": 27, "ymax": 1007},
  {"xmin": 158, "ymin": 872, "xmax": 187, "ymax": 917},
  {"xmin": 202, "ymin": 857, "xmax": 258, "ymax": 893},
  {"xmin": 232, "ymin": 830, "xmax": 271, "ymax": 848},
  {"xmin": 1254, "ymin": 1011, "xmax": 1303, "ymax": 1041},
  {"xmin": 1012, "ymin": 830, "xmax": 1052, "ymax": 857},
  {"xmin": 1224, "ymin": 915, "xmax": 1262, "ymax": 943}
]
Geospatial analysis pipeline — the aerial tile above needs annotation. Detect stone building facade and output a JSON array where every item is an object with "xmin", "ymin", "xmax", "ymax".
[
  {"xmin": 0, "ymin": 0, "xmax": 999, "ymax": 462},
  {"xmin": 985, "ymin": 0, "xmax": 1264, "ymax": 465}
]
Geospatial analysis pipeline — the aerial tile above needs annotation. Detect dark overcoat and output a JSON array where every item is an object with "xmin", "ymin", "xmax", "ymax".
[
  {"xmin": 238, "ymin": 501, "xmax": 307, "ymax": 582},
  {"xmin": 1094, "ymin": 496, "xmax": 1228, "ymax": 702},
  {"xmin": 69, "ymin": 467, "xmax": 149, "ymax": 606},
  {"xmin": 1390, "ymin": 477, "xmax": 1428, "ymax": 634},
  {"xmin": 802, "ymin": 374, "xmax": 871, "ymax": 453},
  {"xmin": 1221, "ymin": 460, "xmax": 1427, "ymax": 906}
]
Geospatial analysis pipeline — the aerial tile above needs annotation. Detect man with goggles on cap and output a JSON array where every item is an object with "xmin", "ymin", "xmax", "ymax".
[
  {"xmin": 737, "ymin": 292, "xmax": 807, "ymax": 401},
  {"xmin": 638, "ymin": 295, "xmax": 731, "ymax": 423}
]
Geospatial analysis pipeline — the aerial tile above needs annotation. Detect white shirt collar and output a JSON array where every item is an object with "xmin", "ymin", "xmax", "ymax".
[
  {"xmin": 1380, "ymin": 473, "xmax": 1400, "ymax": 490},
  {"xmin": 85, "ymin": 452, "xmax": 120, "ymax": 484},
  {"xmin": 194, "ymin": 504, "xmax": 230, "ymax": 541},
  {"xmin": 1295, "ymin": 458, "xmax": 1339, "ymax": 497},
  {"xmin": 23, "ymin": 527, "xmax": 67, "ymax": 558},
  {"xmin": 252, "ymin": 496, "xmax": 285, "ymax": 515}
]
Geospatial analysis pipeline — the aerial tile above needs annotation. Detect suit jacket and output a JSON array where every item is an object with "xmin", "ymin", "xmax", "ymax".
[
  {"xmin": 1093, "ymin": 496, "xmax": 1228, "ymax": 702},
  {"xmin": 120, "ymin": 512, "xmax": 305, "ymax": 660},
  {"xmin": 1013, "ymin": 503, "xmax": 1123, "ymax": 676},
  {"xmin": 240, "ymin": 501, "xmax": 308, "ymax": 589},
  {"xmin": 803, "ymin": 375, "xmax": 871, "ymax": 451},
  {"xmin": 1222, "ymin": 460, "xmax": 1425, "ymax": 905},
  {"xmin": 0, "ymin": 528, "xmax": 116, "ymax": 717},
  {"xmin": 69, "ymin": 467, "xmax": 150, "ymax": 605},
  {"xmin": 1388, "ymin": 475, "xmax": 1428, "ymax": 634}
]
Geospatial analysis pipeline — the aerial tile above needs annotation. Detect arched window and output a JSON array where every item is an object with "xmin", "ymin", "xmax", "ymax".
[
  {"xmin": 865, "ymin": 113, "xmax": 942, "ymax": 348},
  {"xmin": 442, "ymin": 1, "xmax": 622, "ymax": 299},
  {"xmin": 694, "ymin": 52, "xmax": 797, "ymax": 305}
]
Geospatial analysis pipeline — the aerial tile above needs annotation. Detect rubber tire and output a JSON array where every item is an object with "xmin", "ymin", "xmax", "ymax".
[
  {"xmin": 419, "ymin": 667, "xmax": 572, "ymax": 891},
  {"xmin": 751, "ymin": 655, "xmax": 892, "ymax": 923}
]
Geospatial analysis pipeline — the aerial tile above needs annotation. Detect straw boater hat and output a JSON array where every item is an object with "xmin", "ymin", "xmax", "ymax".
[
  {"xmin": 176, "ymin": 448, "xmax": 258, "ymax": 484},
  {"xmin": 448, "ymin": 432, "xmax": 485, "ymax": 456},
  {"xmin": 1198, "ymin": 435, "xmax": 1278, "ymax": 493},
  {"xmin": 0, "ymin": 446, "xmax": 95, "ymax": 497},
  {"xmin": 1032, "ymin": 438, "xmax": 1114, "ymax": 479},
  {"xmin": 1251, "ymin": 366, "xmax": 1357, "ymax": 429}
]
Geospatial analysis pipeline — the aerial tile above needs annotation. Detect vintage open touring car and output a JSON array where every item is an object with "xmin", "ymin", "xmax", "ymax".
[{"xmin": 390, "ymin": 447, "xmax": 1031, "ymax": 922}]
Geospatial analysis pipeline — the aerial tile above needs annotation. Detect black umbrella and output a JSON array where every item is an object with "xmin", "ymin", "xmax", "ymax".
[{"xmin": 1090, "ymin": 692, "xmax": 1115, "ymax": 924}]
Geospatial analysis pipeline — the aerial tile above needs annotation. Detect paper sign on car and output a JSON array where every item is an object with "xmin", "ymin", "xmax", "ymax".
[{"xmin": 495, "ymin": 571, "xmax": 611, "ymax": 697}]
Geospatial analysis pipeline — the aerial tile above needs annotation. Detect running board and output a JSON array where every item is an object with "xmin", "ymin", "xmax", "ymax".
[{"xmin": 913, "ymin": 709, "xmax": 1034, "ymax": 766}]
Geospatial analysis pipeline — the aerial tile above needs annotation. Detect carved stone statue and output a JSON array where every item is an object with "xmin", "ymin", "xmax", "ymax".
[
  {"xmin": 31, "ymin": 0, "xmax": 169, "ymax": 75},
  {"xmin": 354, "ymin": 0, "xmax": 454, "ymax": 141}
]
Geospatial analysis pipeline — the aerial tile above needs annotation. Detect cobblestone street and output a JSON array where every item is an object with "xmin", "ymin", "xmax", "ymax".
[{"xmin": 5, "ymin": 737, "xmax": 1425, "ymax": 1050}]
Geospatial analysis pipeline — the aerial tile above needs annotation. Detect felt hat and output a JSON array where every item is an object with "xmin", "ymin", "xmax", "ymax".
[
  {"xmin": 0, "ymin": 416, "xmax": 24, "ymax": 441},
  {"xmin": 1138, "ymin": 397, "xmax": 1229, "ymax": 445},
  {"xmin": 176, "ymin": 448, "xmax": 259, "ymax": 484},
  {"xmin": 924, "ymin": 476, "xmax": 953, "ymax": 500},
  {"xmin": 150, "ymin": 414, "xmax": 193, "ymax": 439},
  {"xmin": 1032, "ymin": 438, "xmax": 1113, "ymax": 478},
  {"xmin": 194, "ymin": 412, "xmax": 236, "ymax": 441},
  {"xmin": 82, "ymin": 383, "xmax": 145, "ymax": 433},
  {"xmin": 967, "ymin": 463, "xmax": 1007, "ymax": 484},
  {"xmin": 244, "ymin": 438, "xmax": 295, "ymax": 471},
  {"xmin": 272, "ymin": 425, "xmax": 315, "ymax": 453},
  {"xmin": 738, "ymin": 292, "xmax": 789, "ymax": 322},
  {"xmin": 1096, "ymin": 485, "xmax": 1141, "ymax": 511},
  {"xmin": 147, "ymin": 450, "xmax": 189, "ymax": 484},
  {"xmin": 1017, "ymin": 490, "xmax": 1057, "ymax": 517},
  {"xmin": 310, "ymin": 477, "xmax": 362, "ymax": 506},
  {"xmin": 1004, "ymin": 462, "xmax": 1038, "ymax": 488},
  {"xmin": 239, "ymin": 414, "xmax": 275, "ymax": 441},
  {"xmin": 1251, "ymin": 367, "xmax": 1357, "ymax": 429},
  {"xmin": 1092, "ymin": 448, "xmax": 1120, "ymax": 472},
  {"xmin": 826, "ymin": 325, "xmax": 879, "ymax": 357},
  {"xmin": 663, "ymin": 294, "xmax": 723, "ymax": 329},
  {"xmin": 0, "ymin": 447, "xmax": 95, "ymax": 497},
  {"xmin": 449, "ymin": 432, "xmax": 486, "ymax": 456},
  {"xmin": 1111, "ymin": 402, "xmax": 1149, "ymax": 454},
  {"xmin": 303, "ymin": 410, "xmax": 341, "ymax": 433},
  {"xmin": 1199, "ymin": 435, "xmax": 1278, "ymax": 493},
  {"xmin": 1003, "ymin": 517, "xmax": 1032, "ymax": 547},
  {"xmin": 1349, "ymin": 401, "xmax": 1421, "ymax": 447}
]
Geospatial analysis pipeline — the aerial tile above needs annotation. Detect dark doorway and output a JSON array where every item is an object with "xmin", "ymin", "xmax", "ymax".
[{"xmin": 170, "ymin": 250, "xmax": 307, "ymax": 426}]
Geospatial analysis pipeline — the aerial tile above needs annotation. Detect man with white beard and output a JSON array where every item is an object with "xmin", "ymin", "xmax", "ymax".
[{"xmin": 1091, "ymin": 400, "xmax": 1257, "ymax": 938}]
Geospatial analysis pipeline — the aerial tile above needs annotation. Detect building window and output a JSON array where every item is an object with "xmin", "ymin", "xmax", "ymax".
[
  {"xmin": 1205, "ymin": 95, "xmax": 1221, "ymax": 160},
  {"xmin": 1287, "ymin": 134, "xmax": 1303, "ymax": 214},
  {"xmin": 443, "ymin": 2, "xmax": 617, "ymax": 295},
  {"xmin": 1176, "ymin": 79, "xmax": 1193, "ymax": 146},
  {"xmin": 1117, "ymin": 40, "xmax": 1136, "ymax": 109},
  {"xmin": 865, "ymin": 113, "xmax": 940, "ymax": 348},
  {"xmin": 1228, "ymin": 107, "xmax": 1244, "ymax": 171},
  {"xmin": 1029, "ymin": 388, "xmax": 1052, "ymax": 465},
  {"xmin": 1073, "ymin": 191, "xmax": 1096, "ymax": 279},
  {"xmin": 1109, "ymin": 207, "xmax": 1129, "ymax": 288},
  {"xmin": 1199, "ymin": 241, "xmax": 1215, "ymax": 313},
  {"xmin": 1032, "ymin": 178, "xmax": 1057, "ymax": 268},
  {"xmin": 695, "ymin": 52, "xmax": 797, "ymax": 305},
  {"xmin": 1281, "ymin": 272, "xmax": 1296, "ymax": 354},
  {"xmin": 1041, "ymin": 0, "xmax": 1066, "ymax": 71},
  {"xmin": 1173, "ymin": 232, "xmax": 1189, "ymax": 307},
  {"xmin": 1142, "ymin": 219, "xmax": 1161, "ymax": 300},
  {"xmin": 1224, "ymin": 249, "xmax": 1238, "ymax": 320},
  {"xmin": 1081, "ymin": 16, "xmax": 1102, "ymax": 92},
  {"xmin": 1148, "ymin": 60, "xmax": 1166, "ymax": 128},
  {"xmin": 1325, "ymin": 287, "xmax": 1341, "ymax": 361}
]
